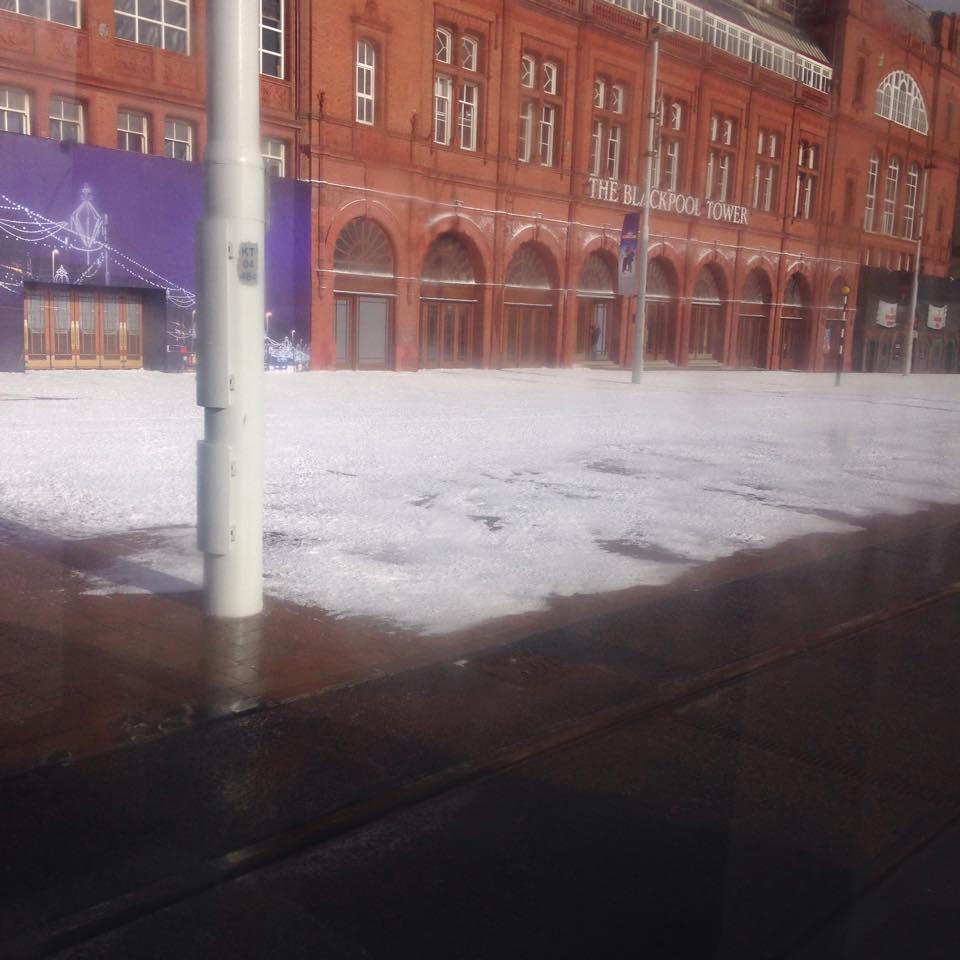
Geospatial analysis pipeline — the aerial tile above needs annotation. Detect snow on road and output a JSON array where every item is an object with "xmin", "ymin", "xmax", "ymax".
[{"xmin": 1, "ymin": 368, "xmax": 958, "ymax": 633}]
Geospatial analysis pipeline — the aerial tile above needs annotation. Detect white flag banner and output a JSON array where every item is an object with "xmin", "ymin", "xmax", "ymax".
[
  {"xmin": 927, "ymin": 304, "xmax": 947, "ymax": 330},
  {"xmin": 876, "ymin": 300, "xmax": 899, "ymax": 328}
]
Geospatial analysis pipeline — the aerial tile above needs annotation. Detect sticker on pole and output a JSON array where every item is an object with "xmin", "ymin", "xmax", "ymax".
[{"xmin": 237, "ymin": 242, "xmax": 259, "ymax": 285}]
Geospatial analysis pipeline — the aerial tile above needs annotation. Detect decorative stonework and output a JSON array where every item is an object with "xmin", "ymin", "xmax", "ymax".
[
  {"xmin": 261, "ymin": 78, "xmax": 291, "ymax": 113},
  {"xmin": 0, "ymin": 17, "xmax": 35, "ymax": 55},
  {"xmin": 114, "ymin": 44, "xmax": 153, "ymax": 80},
  {"xmin": 161, "ymin": 57, "xmax": 196, "ymax": 90}
]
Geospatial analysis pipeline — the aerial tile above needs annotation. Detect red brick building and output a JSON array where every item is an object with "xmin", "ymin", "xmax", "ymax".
[{"xmin": 2, "ymin": 0, "xmax": 959, "ymax": 373}]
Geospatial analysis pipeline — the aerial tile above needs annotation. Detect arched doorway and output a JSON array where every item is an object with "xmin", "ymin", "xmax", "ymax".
[
  {"xmin": 644, "ymin": 256, "xmax": 678, "ymax": 364},
  {"xmin": 575, "ymin": 252, "xmax": 617, "ymax": 362},
  {"xmin": 737, "ymin": 269, "xmax": 771, "ymax": 368},
  {"xmin": 419, "ymin": 234, "xmax": 482, "ymax": 368},
  {"xmin": 333, "ymin": 217, "xmax": 395, "ymax": 370},
  {"xmin": 502, "ymin": 243, "xmax": 557, "ymax": 367},
  {"xmin": 689, "ymin": 263, "xmax": 727, "ymax": 364},
  {"xmin": 781, "ymin": 275, "xmax": 810, "ymax": 371}
]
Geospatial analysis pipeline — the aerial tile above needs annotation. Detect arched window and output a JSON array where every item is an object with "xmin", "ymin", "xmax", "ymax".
[
  {"xmin": 864, "ymin": 151, "xmax": 880, "ymax": 232},
  {"xmin": 882, "ymin": 157, "xmax": 900, "ymax": 235},
  {"xmin": 875, "ymin": 71, "xmax": 929, "ymax": 134},
  {"xmin": 422, "ymin": 234, "xmax": 476, "ymax": 284},
  {"xmin": 505, "ymin": 243, "xmax": 551, "ymax": 289},
  {"xmin": 356, "ymin": 40, "xmax": 376, "ymax": 125},
  {"xmin": 435, "ymin": 26, "xmax": 452, "ymax": 64},
  {"xmin": 577, "ymin": 252, "xmax": 615, "ymax": 295},
  {"xmin": 333, "ymin": 217, "xmax": 394, "ymax": 277}
]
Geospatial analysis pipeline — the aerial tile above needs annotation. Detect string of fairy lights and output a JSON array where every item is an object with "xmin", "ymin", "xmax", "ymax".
[{"xmin": 0, "ymin": 192, "xmax": 195, "ymax": 310}]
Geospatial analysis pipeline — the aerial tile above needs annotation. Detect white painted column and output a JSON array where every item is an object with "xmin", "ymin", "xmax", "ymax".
[{"xmin": 196, "ymin": 0, "xmax": 265, "ymax": 618}]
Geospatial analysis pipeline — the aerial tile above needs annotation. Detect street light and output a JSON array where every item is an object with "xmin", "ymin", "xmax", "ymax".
[
  {"xmin": 51, "ymin": 248, "xmax": 59, "ymax": 279},
  {"xmin": 904, "ymin": 165, "xmax": 932, "ymax": 376},
  {"xmin": 835, "ymin": 283, "xmax": 851, "ymax": 386},
  {"xmin": 632, "ymin": 26, "xmax": 664, "ymax": 384}
]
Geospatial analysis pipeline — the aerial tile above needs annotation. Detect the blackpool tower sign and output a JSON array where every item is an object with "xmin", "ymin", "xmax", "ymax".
[{"xmin": 586, "ymin": 176, "xmax": 750, "ymax": 227}]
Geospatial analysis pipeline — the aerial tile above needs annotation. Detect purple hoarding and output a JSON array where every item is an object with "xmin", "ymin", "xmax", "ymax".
[{"xmin": 0, "ymin": 131, "xmax": 311, "ymax": 371}]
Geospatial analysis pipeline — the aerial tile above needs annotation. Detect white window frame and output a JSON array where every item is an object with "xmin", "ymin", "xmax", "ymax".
[
  {"xmin": 542, "ymin": 61, "xmax": 558, "ymax": 95},
  {"xmin": 603, "ymin": 1, "xmax": 832, "ymax": 93},
  {"xmin": 664, "ymin": 140, "xmax": 680, "ymax": 192},
  {"xmin": 611, "ymin": 84, "xmax": 624, "ymax": 114},
  {"xmin": 260, "ymin": 0, "xmax": 284, "ymax": 79},
  {"xmin": 114, "ymin": 0, "xmax": 190, "ymax": 55},
  {"xmin": 356, "ymin": 39, "xmax": 376, "ymax": 125},
  {"xmin": 520, "ymin": 54, "xmax": 535, "ymax": 88},
  {"xmin": 435, "ymin": 26, "xmax": 452, "ymax": 64},
  {"xmin": 539, "ymin": 103, "xmax": 556, "ymax": 166},
  {"xmin": 669, "ymin": 100, "xmax": 682, "ymax": 131},
  {"xmin": 593, "ymin": 77, "xmax": 605, "ymax": 110},
  {"xmin": 0, "ymin": 86, "xmax": 31, "ymax": 135},
  {"xmin": 164, "ymin": 117, "xmax": 193, "ymax": 161},
  {"xmin": 460, "ymin": 34, "xmax": 478, "ymax": 71},
  {"xmin": 1, "ymin": 0, "xmax": 79, "ymax": 27},
  {"xmin": 518, "ymin": 100, "xmax": 533, "ymax": 162},
  {"xmin": 262, "ymin": 137, "xmax": 285, "ymax": 177},
  {"xmin": 49, "ymin": 95, "xmax": 84, "ymax": 143},
  {"xmin": 875, "ymin": 70, "xmax": 929, "ymax": 135},
  {"xmin": 882, "ymin": 157, "xmax": 900, "ymax": 235},
  {"xmin": 902, "ymin": 163, "xmax": 919, "ymax": 239},
  {"xmin": 458, "ymin": 81, "xmax": 478, "ymax": 151},
  {"xmin": 606, "ymin": 125, "xmax": 622, "ymax": 179},
  {"xmin": 117, "ymin": 109, "xmax": 148, "ymax": 153},
  {"xmin": 864, "ymin": 152, "xmax": 879, "ymax": 232},
  {"xmin": 434, "ymin": 74, "xmax": 453, "ymax": 146},
  {"xmin": 793, "ymin": 141, "xmax": 818, "ymax": 220},
  {"xmin": 590, "ymin": 119, "xmax": 603, "ymax": 176}
]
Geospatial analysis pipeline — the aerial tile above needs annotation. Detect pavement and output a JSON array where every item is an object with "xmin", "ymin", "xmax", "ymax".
[{"xmin": 2, "ymin": 505, "xmax": 960, "ymax": 958}]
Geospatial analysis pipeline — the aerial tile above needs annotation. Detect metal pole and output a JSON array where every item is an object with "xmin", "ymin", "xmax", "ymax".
[
  {"xmin": 903, "ymin": 166, "xmax": 930, "ymax": 377},
  {"xmin": 197, "ymin": 0, "xmax": 265, "ymax": 618},
  {"xmin": 834, "ymin": 286, "xmax": 849, "ymax": 386},
  {"xmin": 631, "ymin": 35, "xmax": 659, "ymax": 385}
]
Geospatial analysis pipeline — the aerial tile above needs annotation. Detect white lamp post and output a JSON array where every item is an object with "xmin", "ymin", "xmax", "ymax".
[
  {"xmin": 196, "ymin": 0, "xmax": 265, "ymax": 618},
  {"xmin": 51, "ymin": 248, "xmax": 59, "ymax": 279},
  {"xmin": 632, "ymin": 28, "xmax": 663, "ymax": 384},
  {"xmin": 903, "ymin": 165, "xmax": 931, "ymax": 376}
]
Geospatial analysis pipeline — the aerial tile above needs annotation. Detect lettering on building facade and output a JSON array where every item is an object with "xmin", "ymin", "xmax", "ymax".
[{"xmin": 586, "ymin": 177, "xmax": 749, "ymax": 227}]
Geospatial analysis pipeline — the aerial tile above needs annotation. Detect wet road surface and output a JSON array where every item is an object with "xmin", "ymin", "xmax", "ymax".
[{"xmin": 1, "ymin": 510, "xmax": 959, "ymax": 958}]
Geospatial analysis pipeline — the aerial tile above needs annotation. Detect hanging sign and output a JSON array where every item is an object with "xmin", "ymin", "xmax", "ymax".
[
  {"xmin": 588, "ymin": 177, "xmax": 749, "ymax": 226},
  {"xmin": 876, "ymin": 300, "xmax": 899, "ymax": 328},
  {"xmin": 927, "ymin": 304, "xmax": 947, "ymax": 330},
  {"xmin": 618, "ymin": 213, "xmax": 639, "ymax": 296}
]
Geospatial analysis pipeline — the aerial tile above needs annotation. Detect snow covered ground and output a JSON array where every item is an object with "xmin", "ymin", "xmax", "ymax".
[{"xmin": 1, "ymin": 368, "xmax": 958, "ymax": 633}]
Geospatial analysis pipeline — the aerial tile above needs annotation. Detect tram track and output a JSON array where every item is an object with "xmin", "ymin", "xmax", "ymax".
[{"xmin": 10, "ymin": 581, "xmax": 960, "ymax": 960}]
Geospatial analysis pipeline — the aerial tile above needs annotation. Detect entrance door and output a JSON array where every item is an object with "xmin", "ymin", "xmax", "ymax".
[
  {"xmin": 689, "ymin": 304, "xmax": 723, "ymax": 361},
  {"xmin": 781, "ymin": 316, "xmax": 807, "ymax": 370},
  {"xmin": 645, "ymin": 300, "xmax": 674, "ymax": 363},
  {"xmin": 334, "ymin": 295, "xmax": 391, "ymax": 370},
  {"xmin": 737, "ymin": 314, "xmax": 767, "ymax": 368},
  {"xmin": 419, "ymin": 301, "xmax": 475, "ymax": 368},
  {"xmin": 576, "ymin": 300, "xmax": 610, "ymax": 361},
  {"xmin": 502, "ymin": 306, "xmax": 550, "ymax": 366},
  {"xmin": 24, "ymin": 288, "xmax": 144, "ymax": 370}
]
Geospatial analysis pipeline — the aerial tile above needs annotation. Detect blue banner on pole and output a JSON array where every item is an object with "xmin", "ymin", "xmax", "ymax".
[{"xmin": 619, "ymin": 212, "xmax": 638, "ymax": 296}]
